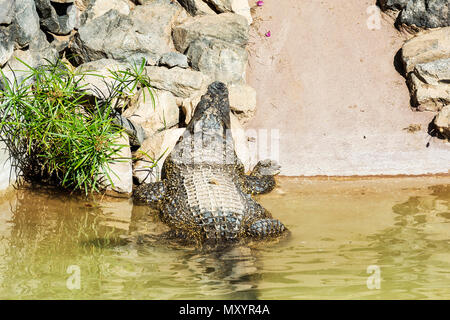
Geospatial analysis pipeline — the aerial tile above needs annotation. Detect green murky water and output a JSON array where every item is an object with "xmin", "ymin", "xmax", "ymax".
[{"xmin": 0, "ymin": 177, "xmax": 449, "ymax": 299}]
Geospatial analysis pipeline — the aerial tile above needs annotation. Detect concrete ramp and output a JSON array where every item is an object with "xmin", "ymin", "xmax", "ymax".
[{"xmin": 245, "ymin": 0, "xmax": 450, "ymax": 176}]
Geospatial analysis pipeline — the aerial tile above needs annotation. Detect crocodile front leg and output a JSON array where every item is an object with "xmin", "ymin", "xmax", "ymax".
[
  {"xmin": 133, "ymin": 181, "xmax": 166, "ymax": 206},
  {"xmin": 242, "ymin": 159, "xmax": 281, "ymax": 195}
]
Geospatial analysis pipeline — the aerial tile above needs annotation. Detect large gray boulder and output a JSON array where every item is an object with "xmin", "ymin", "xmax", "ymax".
[
  {"xmin": 145, "ymin": 66, "xmax": 210, "ymax": 98},
  {"xmin": 0, "ymin": 26, "xmax": 14, "ymax": 67},
  {"xmin": 0, "ymin": 0, "xmax": 15, "ymax": 25},
  {"xmin": 99, "ymin": 133, "xmax": 133, "ymax": 195},
  {"xmin": 378, "ymin": 0, "xmax": 409, "ymax": 11},
  {"xmin": 408, "ymin": 58, "xmax": 450, "ymax": 111},
  {"xmin": 2, "ymin": 32, "xmax": 58, "ymax": 85},
  {"xmin": 75, "ymin": 58, "xmax": 129, "ymax": 98},
  {"xmin": 133, "ymin": 127, "xmax": 185, "ymax": 184},
  {"xmin": 380, "ymin": 0, "xmax": 449, "ymax": 29},
  {"xmin": 1, "ymin": 0, "xmax": 57, "ymax": 84},
  {"xmin": 399, "ymin": 0, "xmax": 449, "ymax": 29},
  {"xmin": 413, "ymin": 57, "xmax": 450, "ymax": 86},
  {"xmin": 71, "ymin": 1, "xmax": 185, "ymax": 65},
  {"xmin": 12, "ymin": 0, "xmax": 42, "ymax": 48},
  {"xmin": 122, "ymin": 88, "xmax": 180, "ymax": 136},
  {"xmin": 402, "ymin": 27, "xmax": 450, "ymax": 73},
  {"xmin": 172, "ymin": 12, "xmax": 249, "ymax": 53},
  {"xmin": 35, "ymin": 0, "xmax": 79, "ymax": 35},
  {"xmin": 158, "ymin": 52, "xmax": 189, "ymax": 69},
  {"xmin": 402, "ymin": 27, "xmax": 450, "ymax": 111},
  {"xmin": 187, "ymin": 37, "xmax": 247, "ymax": 84}
]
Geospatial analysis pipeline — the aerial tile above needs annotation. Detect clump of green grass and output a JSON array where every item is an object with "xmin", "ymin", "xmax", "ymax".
[{"xmin": 0, "ymin": 58, "xmax": 154, "ymax": 195}]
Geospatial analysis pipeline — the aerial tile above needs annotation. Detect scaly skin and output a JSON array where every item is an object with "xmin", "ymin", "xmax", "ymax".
[{"xmin": 133, "ymin": 82, "xmax": 287, "ymax": 243}]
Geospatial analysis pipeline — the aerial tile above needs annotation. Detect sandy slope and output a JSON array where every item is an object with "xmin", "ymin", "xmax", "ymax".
[{"xmin": 245, "ymin": 0, "xmax": 450, "ymax": 176}]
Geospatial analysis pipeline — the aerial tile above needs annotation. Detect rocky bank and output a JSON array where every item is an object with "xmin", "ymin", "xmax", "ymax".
[{"xmin": 0, "ymin": 0, "xmax": 257, "ymax": 195}]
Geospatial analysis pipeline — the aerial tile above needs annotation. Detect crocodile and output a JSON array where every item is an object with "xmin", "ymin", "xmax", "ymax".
[{"xmin": 133, "ymin": 81, "xmax": 287, "ymax": 243}]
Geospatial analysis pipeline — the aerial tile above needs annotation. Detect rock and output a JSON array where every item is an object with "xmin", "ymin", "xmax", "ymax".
[
  {"xmin": 0, "ymin": 26, "xmax": 14, "ymax": 67},
  {"xmin": 399, "ymin": 0, "xmax": 449, "ymax": 29},
  {"xmin": 12, "ymin": 0, "xmax": 42, "ymax": 47},
  {"xmin": 81, "ymin": 0, "xmax": 130, "ymax": 23},
  {"xmin": 145, "ymin": 66, "xmax": 209, "ymax": 98},
  {"xmin": 0, "ymin": 0, "xmax": 15, "ymax": 25},
  {"xmin": 133, "ymin": 127, "xmax": 186, "ymax": 183},
  {"xmin": 414, "ymin": 57, "xmax": 450, "ymax": 86},
  {"xmin": 230, "ymin": 0, "xmax": 252, "ymax": 25},
  {"xmin": 402, "ymin": 27, "xmax": 450, "ymax": 74},
  {"xmin": 123, "ymin": 89, "xmax": 179, "ymax": 135},
  {"xmin": 187, "ymin": 37, "xmax": 248, "ymax": 84},
  {"xmin": 180, "ymin": 93, "xmax": 202, "ymax": 124},
  {"xmin": 158, "ymin": 52, "xmax": 189, "ymax": 69},
  {"xmin": 100, "ymin": 133, "xmax": 133, "ymax": 195},
  {"xmin": 71, "ymin": 1, "xmax": 184, "ymax": 65},
  {"xmin": 228, "ymin": 84, "xmax": 256, "ymax": 123},
  {"xmin": 0, "ymin": 141, "xmax": 15, "ymax": 192},
  {"xmin": 434, "ymin": 104, "xmax": 450, "ymax": 139},
  {"xmin": 35, "ymin": 0, "xmax": 79, "ymax": 35},
  {"xmin": 2, "ymin": 32, "xmax": 57, "ymax": 85},
  {"xmin": 76, "ymin": 58, "xmax": 129, "ymax": 99},
  {"xmin": 408, "ymin": 71, "xmax": 450, "ymax": 111},
  {"xmin": 172, "ymin": 12, "xmax": 249, "ymax": 53},
  {"xmin": 204, "ymin": 0, "xmax": 232, "ymax": 12},
  {"xmin": 46, "ymin": 32, "xmax": 74, "ymax": 53},
  {"xmin": 409, "ymin": 58, "xmax": 450, "ymax": 111},
  {"xmin": 402, "ymin": 27, "xmax": 450, "ymax": 111},
  {"xmin": 378, "ymin": 0, "xmax": 410, "ymax": 11},
  {"xmin": 112, "ymin": 114, "xmax": 147, "ymax": 147},
  {"xmin": 176, "ymin": 0, "xmax": 216, "ymax": 16}
]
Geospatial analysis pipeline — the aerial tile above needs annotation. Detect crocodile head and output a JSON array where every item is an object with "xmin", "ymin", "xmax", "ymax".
[
  {"xmin": 170, "ymin": 82, "xmax": 236, "ymax": 165},
  {"xmin": 188, "ymin": 81, "xmax": 232, "ymax": 135}
]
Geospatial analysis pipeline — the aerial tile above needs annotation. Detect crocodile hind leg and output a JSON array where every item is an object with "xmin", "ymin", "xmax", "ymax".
[
  {"xmin": 246, "ymin": 219, "xmax": 286, "ymax": 238},
  {"xmin": 243, "ymin": 159, "xmax": 281, "ymax": 195},
  {"xmin": 244, "ymin": 197, "xmax": 287, "ymax": 237},
  {"xmin": 133, "ymin": 181, "xmax": 166, "ymax": 206}
]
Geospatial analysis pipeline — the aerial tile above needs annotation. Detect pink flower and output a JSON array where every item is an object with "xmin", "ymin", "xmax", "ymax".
[
  {"xmin": 256, "ymin": 1, "xmax": 264, "ymax": 6},
  {"xmin": 265, "ymin": 31, "xmax": 271, "ymax": 37}
]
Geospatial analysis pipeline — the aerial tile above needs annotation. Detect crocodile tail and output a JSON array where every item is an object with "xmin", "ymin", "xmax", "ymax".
[{"xmin": 246, "ymin": 219, "xmax": 287, "ymax": 238}]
